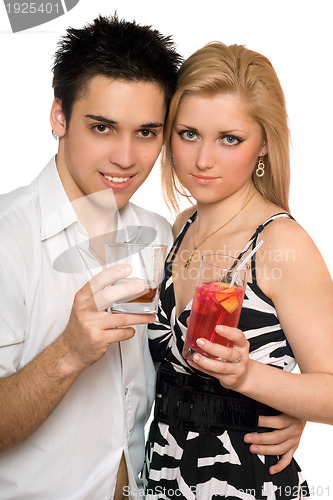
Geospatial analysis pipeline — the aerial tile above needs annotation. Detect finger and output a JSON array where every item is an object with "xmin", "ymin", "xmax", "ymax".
[
  {"xmin": 189, "ymin": 354, "xmax": 240, "ymax": 380},
  {"xmin": 195, "ymin": 338, "xmax": 246, "ymax": 365},
  {"xmin": 269, "ymin": 449, "xmax": 295, "ymax": 475},
  {"xmin": 244, "ymin": 430, "xmax": 281, "ymax": 447},
  {"xmin": 247, "ymin": 437, "xmax": 295, "ymax": 456},
  {"xmin": 100, "ymin": 312, "xmax": 156, "ymax": 330},
  {"xmin": 215, "ymin": 325, "xmax": 248, "ymax": 347},
  {"xmin": 258, "ymin": 413, "xmax": 297, "ymax": 430},
  {"xmin": 94, "ymin": 277, "xmax": 146, "ymax": 311},
  {"xmin": 90, "ymin": 264, "xmax": 133, "ymax": 296},
  {"xmin": 103, "ymin": 326, "xmax": 137, "ymax": 343},
  {"xmin": 244, "ymin": 420, "xmax": 299, "ymax": 448},
  {"xmin": 195, "ymin": 338, "xmax": 232, "ymax": 361}
]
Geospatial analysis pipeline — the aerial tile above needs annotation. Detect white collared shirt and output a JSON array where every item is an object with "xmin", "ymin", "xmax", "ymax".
[{"xmin": 0, "ymin": 157, "xmax": 173, "ymax": 500}]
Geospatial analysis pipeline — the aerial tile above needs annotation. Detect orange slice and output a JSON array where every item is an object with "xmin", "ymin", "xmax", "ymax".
[
  {"xmin": 216, "ymin": 285, "xmax": 236, "ymax": 302},
  {"xmin": 219, "ymin": 295, "xmax": 239, "ymax": 313}
]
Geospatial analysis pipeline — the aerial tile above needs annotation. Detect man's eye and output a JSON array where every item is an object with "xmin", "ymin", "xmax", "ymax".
[
  {"xmin": 94, "ymin": 124, "xmax": 110, "ymax": 133},
  {"xmin": 140, "ymin": 129, "xmax": 151, "ymax": 137}
]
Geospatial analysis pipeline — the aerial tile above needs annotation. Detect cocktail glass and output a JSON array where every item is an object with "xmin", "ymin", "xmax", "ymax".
[
  {"xmin": 182, "ymin": 254, "xmax": 248, "ymax": 361},
  {"xmin": 105, "ymin": 243, "xmax": 167, "ymax": 313}
]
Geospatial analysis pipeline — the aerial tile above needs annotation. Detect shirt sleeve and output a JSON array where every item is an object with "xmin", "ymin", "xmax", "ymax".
[{"xmin": 0, "ymin": 237, "xmax": 26, "ymax": 376}]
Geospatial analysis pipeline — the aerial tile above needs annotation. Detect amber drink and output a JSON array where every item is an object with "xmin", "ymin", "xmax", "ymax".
[{"xmin": 105, "ymin": 243, "xmax": 167, "ymax": 313}]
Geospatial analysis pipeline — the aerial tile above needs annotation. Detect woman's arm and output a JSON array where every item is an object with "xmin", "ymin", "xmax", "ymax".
[{"xmin": 188, "ymin": 219, "xmax": 333, "ymax": 424}]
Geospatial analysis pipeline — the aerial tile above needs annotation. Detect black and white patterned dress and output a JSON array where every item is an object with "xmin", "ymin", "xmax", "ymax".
[{"xmin": 143, "ymin": 213, "xmax": 311, "ymax": 500}]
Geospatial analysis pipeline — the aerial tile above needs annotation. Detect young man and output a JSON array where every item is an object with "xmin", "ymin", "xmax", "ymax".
[
  {"xmin": 0, "ymin": 14, "xmax": 304, "ymax": 500},
  {"xmin": 0, "ymin": 15, "xmax": 180, "ymax": 500}
]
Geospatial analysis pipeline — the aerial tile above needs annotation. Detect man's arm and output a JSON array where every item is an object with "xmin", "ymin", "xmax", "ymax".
[
  {"xmin": 0, "ymin": 264, "xmax": 154, "ymax": 451},
  {"xmin": 244, "ymin": 413, "xmax": 306, "ymax": 475}
]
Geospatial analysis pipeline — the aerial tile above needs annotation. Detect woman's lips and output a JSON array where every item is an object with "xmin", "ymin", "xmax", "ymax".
[{"xmin": 192, "ymin": 174, "xmax": 219, "ymax": 185}]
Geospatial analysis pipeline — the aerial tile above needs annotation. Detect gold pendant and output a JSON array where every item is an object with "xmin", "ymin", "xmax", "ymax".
[{"xmin": 184, "ymin": 249, "xmax": 196, "ymax": 269}]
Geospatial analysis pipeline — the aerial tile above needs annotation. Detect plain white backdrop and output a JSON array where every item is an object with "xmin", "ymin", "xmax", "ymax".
[{"xmin": 1, "ymin": 0, "xmax": 332, "ymax": 495}]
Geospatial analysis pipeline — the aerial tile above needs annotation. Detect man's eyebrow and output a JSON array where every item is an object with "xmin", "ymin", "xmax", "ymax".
[
  {"xmin": 140, "ymin": 122, "xmax": 164, "ymax": 128},
  {"xmin": 85, "ymin": 114, "xmax": 117, "ymax": 125},
  {"xmin": 85, "ymin": 114, "xmax": 164, "ymax": 129}
]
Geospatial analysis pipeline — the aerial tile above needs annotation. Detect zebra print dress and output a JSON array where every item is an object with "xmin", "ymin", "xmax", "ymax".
[{"xmin": 143, "ymin": 213, "xmax": 311, "ymax": 500}]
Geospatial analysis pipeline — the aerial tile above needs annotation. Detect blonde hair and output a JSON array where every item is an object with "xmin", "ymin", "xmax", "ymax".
[{"xmin": 161, "ymin": 42, "xmax": 290, "ymax": 213}]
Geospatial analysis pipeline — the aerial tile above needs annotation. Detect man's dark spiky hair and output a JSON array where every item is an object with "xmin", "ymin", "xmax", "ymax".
[{"xmin": 52, "ymin": 14, "xmax": 183, "ymax": 122}]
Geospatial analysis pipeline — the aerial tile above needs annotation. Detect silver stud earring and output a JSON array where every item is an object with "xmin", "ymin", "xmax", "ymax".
[{"xmin": 256, "ymin": 157, "xmax": 265, "ymax": 177}]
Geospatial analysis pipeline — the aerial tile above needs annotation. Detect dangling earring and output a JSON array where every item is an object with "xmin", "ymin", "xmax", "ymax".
[
  {"xmin": 171, "ymin": 153, "xmax": 175, "ymax": 165},
  {"xmin": 256, "ymin": 157, "xmax": 265, "ymax": 177}
]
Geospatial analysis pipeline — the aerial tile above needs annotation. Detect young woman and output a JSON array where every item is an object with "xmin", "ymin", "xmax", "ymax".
[{"xmin": 144, "ymin": 42, "xmax": 333, "ymax": 498}]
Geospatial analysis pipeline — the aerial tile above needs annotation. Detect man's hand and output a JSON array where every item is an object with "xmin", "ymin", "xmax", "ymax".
[
  {"xmin": 244, "ymin": 413, "xmax": 306, "ymax": 475},
  {"xmin": 0, "ymin": 263, "xmax": 156, "ymax": 450},
  {"xmin": 62, "ymin": 263, "xmax": 155, "ymax": 372}
]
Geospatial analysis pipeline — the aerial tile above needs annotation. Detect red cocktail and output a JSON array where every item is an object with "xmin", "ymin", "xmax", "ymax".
[{"xmin": 182, "ymin": 254, "xmax": 248, "ymax": 360}]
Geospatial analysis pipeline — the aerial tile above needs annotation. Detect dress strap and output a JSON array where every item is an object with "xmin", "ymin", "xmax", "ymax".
[
  {"xmin": 237, "ymin": 213, "xmax": 295, "ymax": 284},
  {"xmin": 167, "ymin": 211, "xmax": 197, "ymax": 265}
]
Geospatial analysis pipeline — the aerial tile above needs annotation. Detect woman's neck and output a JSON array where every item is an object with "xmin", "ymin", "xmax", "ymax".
[{"xmin": 194, "ymin": 186, "xmax": 258, "ymax": 239}]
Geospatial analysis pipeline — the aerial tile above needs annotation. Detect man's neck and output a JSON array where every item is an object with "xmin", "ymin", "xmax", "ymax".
[{"xmin": 71, "ymin": 190, "xmax": 119, "ymax": 241}]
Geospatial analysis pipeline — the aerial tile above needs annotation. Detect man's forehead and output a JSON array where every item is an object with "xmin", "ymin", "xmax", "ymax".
[{"xmin": 74, "ymin": 75, "xmax": 167, "ymax": 121}]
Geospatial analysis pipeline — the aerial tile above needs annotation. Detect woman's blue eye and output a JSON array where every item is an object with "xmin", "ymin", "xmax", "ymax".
[
  {"xmin": 180, "ymin": 130, "xmax": 197, "ymax": 141},
  {"xmin": 223, "ymin": 135, "xmax": 240, "ymax": 145}
]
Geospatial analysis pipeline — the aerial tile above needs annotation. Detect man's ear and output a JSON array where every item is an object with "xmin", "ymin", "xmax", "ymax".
[{"xmin": 50, "ymin": 99, "xmax": 67, "ymax": 137}]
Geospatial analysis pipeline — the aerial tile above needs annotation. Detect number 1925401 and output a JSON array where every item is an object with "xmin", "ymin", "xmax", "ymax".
[{"xmin": 5, "ymin": 3, "xmax": 61, "ymax": 14}]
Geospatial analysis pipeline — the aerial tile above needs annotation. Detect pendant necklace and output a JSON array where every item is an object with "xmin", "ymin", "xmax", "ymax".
[{"xmin": 184, "ymin": 192, "xmax": 256, "ymax": 269}]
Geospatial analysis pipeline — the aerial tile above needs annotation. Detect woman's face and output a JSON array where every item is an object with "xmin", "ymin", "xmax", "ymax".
[{"xmin": 171, "ymin": 92, "xmax": 267, "ymax": 205}]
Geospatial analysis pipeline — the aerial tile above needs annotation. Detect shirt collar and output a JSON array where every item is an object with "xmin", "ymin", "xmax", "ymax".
[
  {"xmin": 38, "ymin": 157, "xmax": 79, "ymax": 241},
  {"xmin": 38, "ymin": 157, "xmax": 145, "ymax": 243},
  {"xmin": 117, "ymin": 202, "xmax": 140, "ymax": 234}
]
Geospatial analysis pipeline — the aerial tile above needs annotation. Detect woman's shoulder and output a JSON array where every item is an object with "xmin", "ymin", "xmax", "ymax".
[
  {"xmin": 172, "ymin": 206, "xmax": 197, "ymax": 238},
  {"xmin": 256, "ymin": 208, "xmax": 324, "ymax": 269}
]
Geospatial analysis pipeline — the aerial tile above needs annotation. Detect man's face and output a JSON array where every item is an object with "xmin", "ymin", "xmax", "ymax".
[{"xmin": 53, "ymin": 76, "xmax": 166, "ymax": 210}]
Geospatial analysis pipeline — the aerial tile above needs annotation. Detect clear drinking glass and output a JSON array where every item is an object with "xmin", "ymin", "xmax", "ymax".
[{"xmin": 105, "ymin": 243, "xmax": 167, "ymax": 313}]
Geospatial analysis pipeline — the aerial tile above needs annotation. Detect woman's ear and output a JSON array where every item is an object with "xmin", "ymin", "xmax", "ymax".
[
  {"xmin": 50, "ymin": 99, "xmax": 66, "ymax": 138},
  {"xmin": 260, "ymin": 142, "xmax": 268, "ymax": 157}
]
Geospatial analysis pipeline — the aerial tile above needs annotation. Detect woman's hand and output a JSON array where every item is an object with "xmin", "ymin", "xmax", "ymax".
[
  {"xmin": 187, "ymin": 325, "xmax": 250, "ymax": 391},
  {"xmin": 188, "ymin": 326, "xmax": 307, "ymax": 475}
]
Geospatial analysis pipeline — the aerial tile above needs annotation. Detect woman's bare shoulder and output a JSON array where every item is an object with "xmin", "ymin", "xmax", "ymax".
[{"xmin": 172, "ymin": 206, "xmax": 196, "ymax": 238}]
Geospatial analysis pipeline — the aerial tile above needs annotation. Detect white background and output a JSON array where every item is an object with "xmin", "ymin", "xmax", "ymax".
[{"xmin": 1, "ymin": 0, "xmax": 332, "ymax": 495}]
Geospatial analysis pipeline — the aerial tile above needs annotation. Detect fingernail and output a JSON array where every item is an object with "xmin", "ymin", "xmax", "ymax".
[
  {"xmin": 244, "ymin": 435, "xmax": 253, "ymax": 443},
  {"xmin": 196, "ymin": 338, "xmax": 205, "ymax": 346},
  {"xmin": 215, "ymin": 325, "xmax": 223, "ymax": 333},
  {"xmin": 121, "ymin": 264, "xmax": 132, "ymax": 274},
  {"xmin": 193, "ymin": 354, "xmax": 200, "ymax": 362}
]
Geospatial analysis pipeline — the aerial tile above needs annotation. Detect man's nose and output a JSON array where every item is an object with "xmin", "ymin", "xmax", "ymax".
[{"xmin": 109, "ymin": 135, "xmax": 136, "ymax": 169}]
